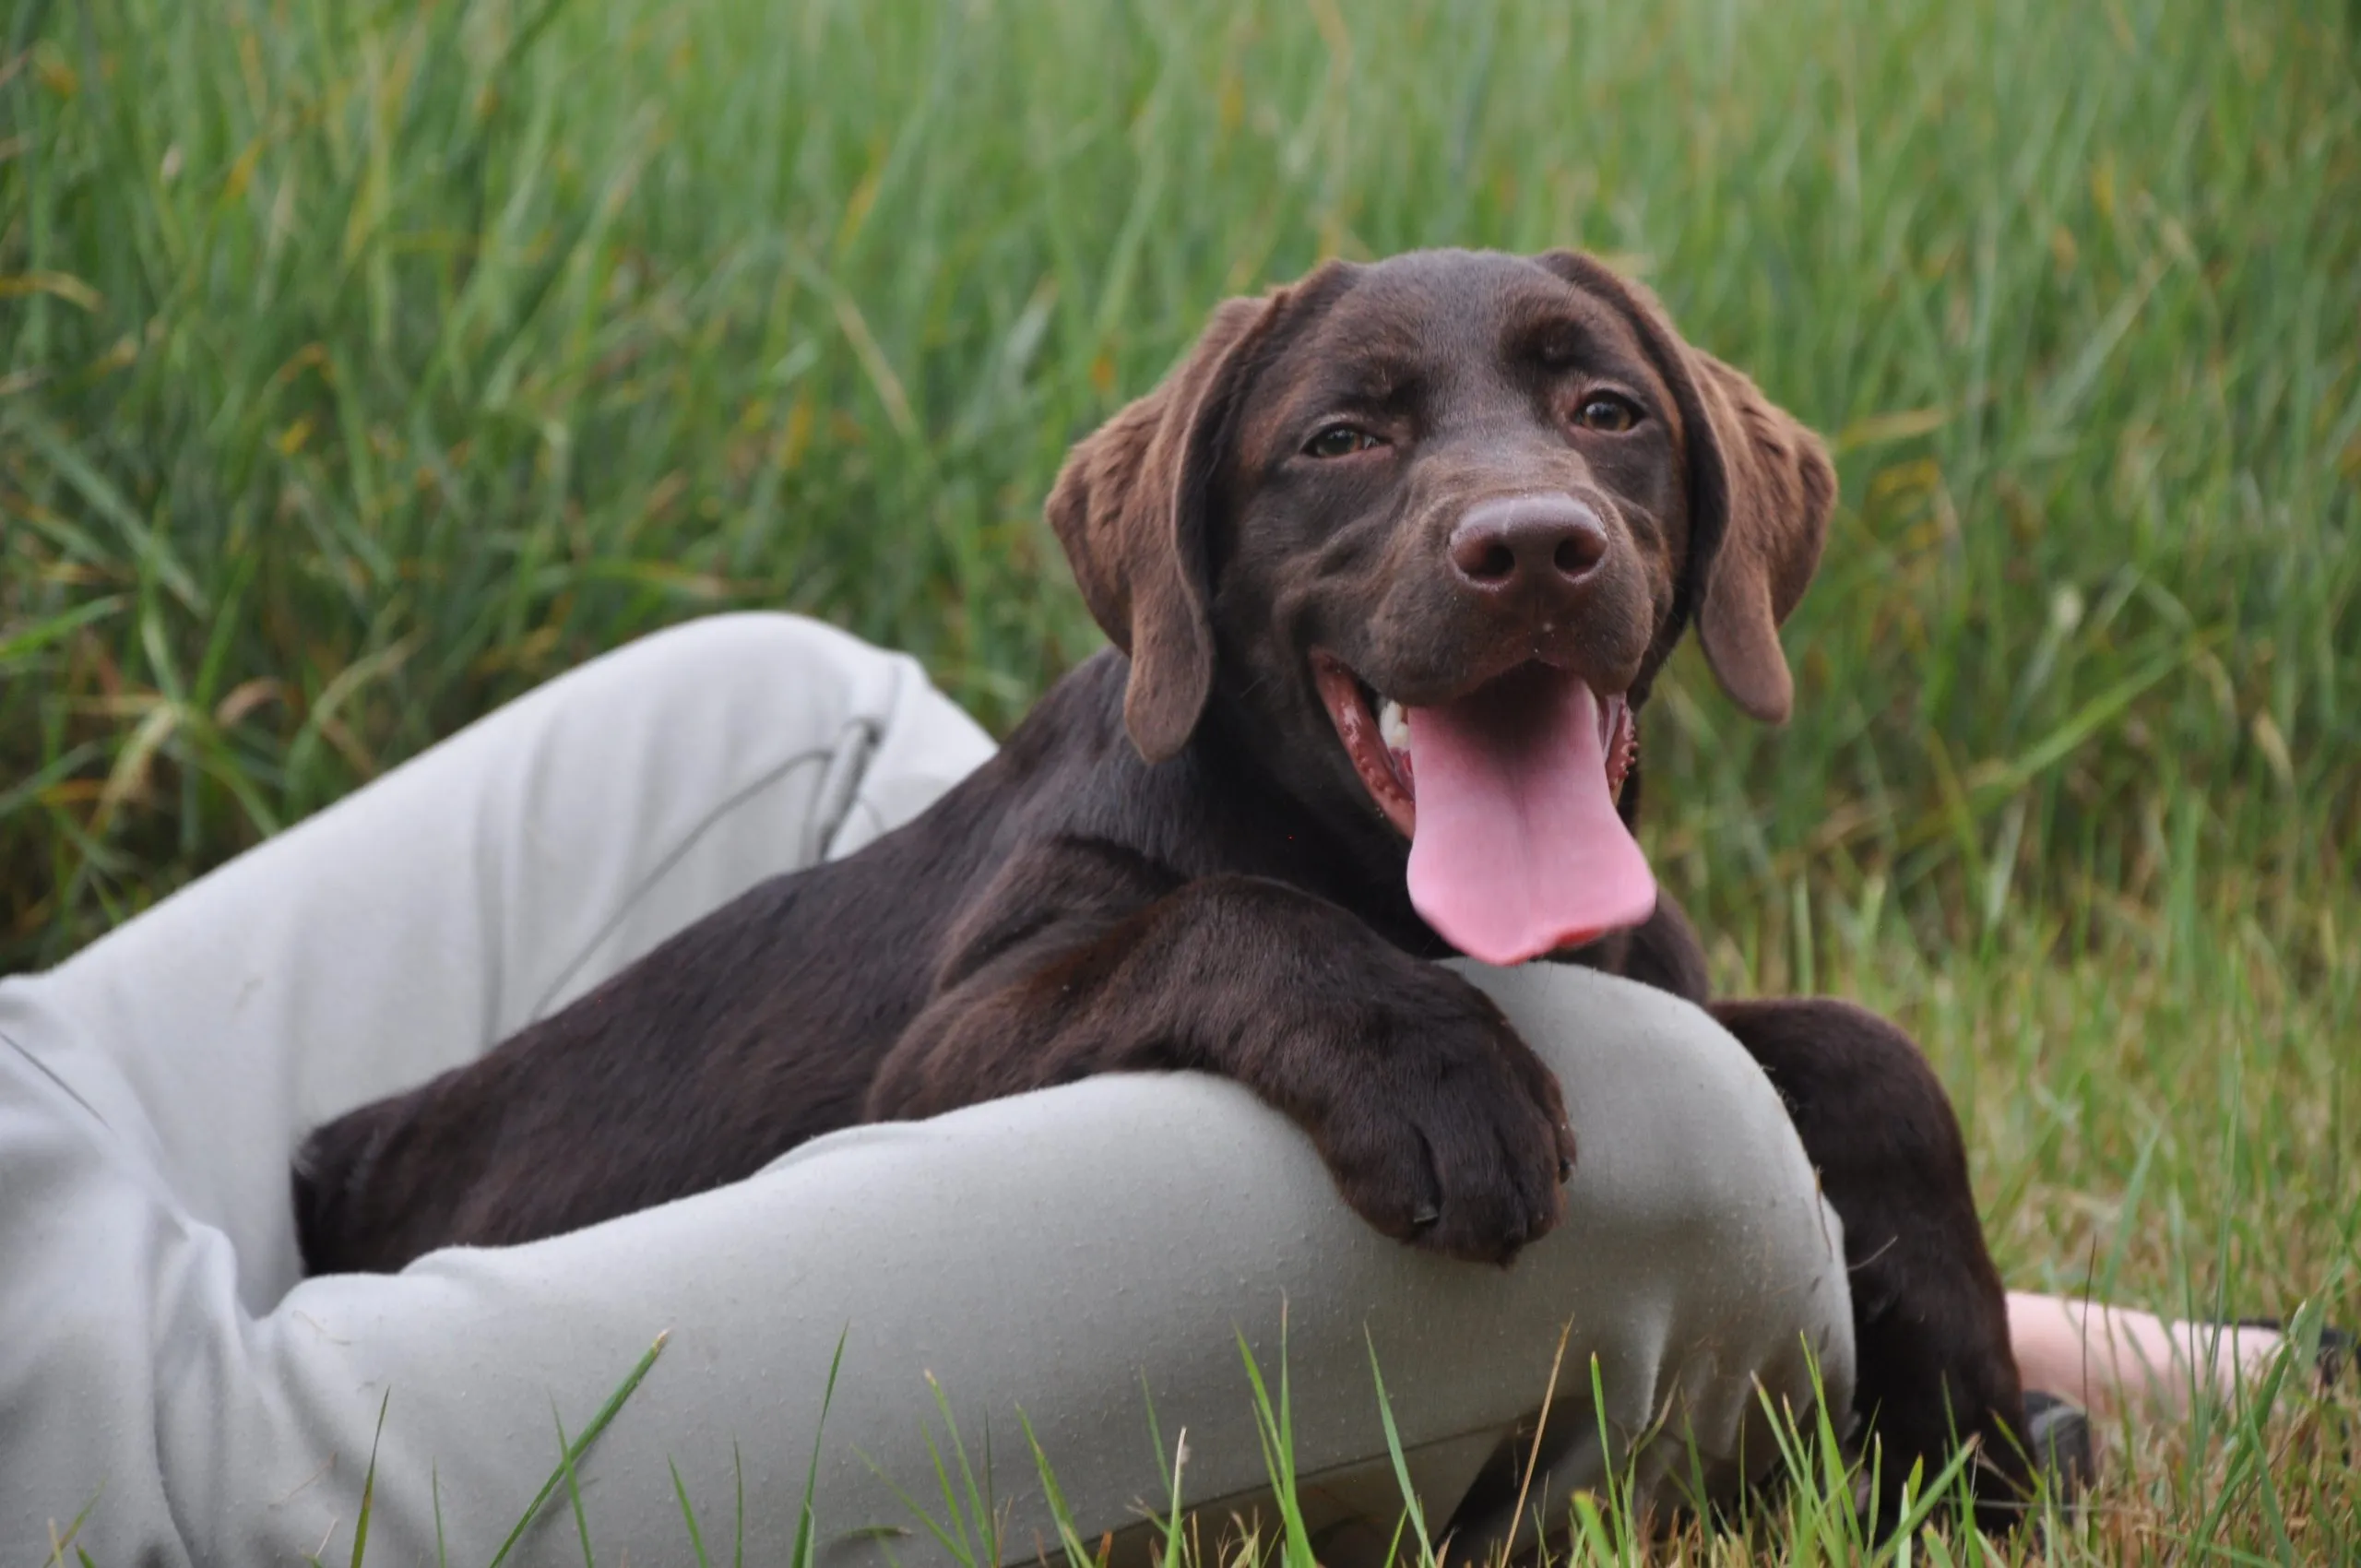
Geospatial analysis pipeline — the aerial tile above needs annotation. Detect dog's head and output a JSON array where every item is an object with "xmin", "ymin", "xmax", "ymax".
[{"xmin": 1048, "ymin": 249, "xmax": 1833, "ymax": 962}]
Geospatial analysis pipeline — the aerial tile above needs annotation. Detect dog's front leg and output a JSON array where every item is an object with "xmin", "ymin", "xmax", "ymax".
[
  {"xmin": 866, "ymin": 837, "xmax": 1577, "ymax": 1264},
  {"xmin": 1711, "ymin": 997, "xmax": 2032, "ymax": 1528}
]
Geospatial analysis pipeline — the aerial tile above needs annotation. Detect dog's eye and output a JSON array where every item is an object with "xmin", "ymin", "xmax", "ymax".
[
  {"xmin": 1304, "ymin": 424, "xmax": 1384, "ymax": 458},
  {"xmin": 1574, "ymin": 395, "xmax": 1641, "ymax": 434}
]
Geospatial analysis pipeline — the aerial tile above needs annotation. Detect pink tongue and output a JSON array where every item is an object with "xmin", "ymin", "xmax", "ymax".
[{"xmin": 1405, "ymin": 668, "xmax": 1657, "ymax": 965}]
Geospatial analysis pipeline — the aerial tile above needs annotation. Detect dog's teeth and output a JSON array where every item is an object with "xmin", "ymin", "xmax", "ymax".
[{"xmin": 1378, "ymin": 698, "xmax": 1411, "ymax": 753}]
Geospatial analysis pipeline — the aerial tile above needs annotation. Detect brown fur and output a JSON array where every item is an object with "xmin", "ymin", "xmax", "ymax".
[{"xmin": 295, "ymin": 249, "xmax": 2025, "ymax": 1525}]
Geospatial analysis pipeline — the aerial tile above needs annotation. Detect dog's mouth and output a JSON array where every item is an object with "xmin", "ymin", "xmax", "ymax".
[{"xmin": 1312, "ymin": 652, "xmax": 1655, "ymax": 965}]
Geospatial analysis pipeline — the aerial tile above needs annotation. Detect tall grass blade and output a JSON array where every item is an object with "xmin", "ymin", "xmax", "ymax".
[
  {"xmin": 484, "ymin": 1331, "xmax": 669, "ymax": 1568},
  {"xmin": 346, "ymin": 1389, "xmax": 389, "ymax": 1568}
]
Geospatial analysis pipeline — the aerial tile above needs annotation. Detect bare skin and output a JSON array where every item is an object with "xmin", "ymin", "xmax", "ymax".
[{"xmin": 2009, "ymin": 1292, "xmax": 2301, "ymax": 1422}]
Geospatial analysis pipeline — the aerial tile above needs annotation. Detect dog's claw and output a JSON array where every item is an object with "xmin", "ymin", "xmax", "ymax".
[{"xmin": 1409, "ymin": 1203, "xmax": 1441, "ymax": 1229}]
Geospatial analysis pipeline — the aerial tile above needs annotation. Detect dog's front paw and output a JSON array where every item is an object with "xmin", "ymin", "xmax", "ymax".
[{"xmin": 1307, "ymin": 973, "xmax": 1577, "ymax": 1265}]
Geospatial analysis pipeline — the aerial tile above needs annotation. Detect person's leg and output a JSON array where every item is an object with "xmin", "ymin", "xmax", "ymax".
[
  {"xmin": 6, "ymin": 966, "xmax": 1853, "ymax": 1568},
  {"xmin": 2007, "ymin": 1293, "xmax": 2312, "ymax": 1420},
  {"xmin": 0, "ymin": 612, "xmax": 992, "ymax": 1312},
  {"xmin": 0, "ymin": 613, "xmax": 1852, "ymax": 1566},
  {"xmin": 1, "ymin": 613, "xmax": 993, "ymax": 1562}
]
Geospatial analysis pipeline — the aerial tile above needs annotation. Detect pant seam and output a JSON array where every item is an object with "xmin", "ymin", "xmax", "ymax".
[
  {"xmin": 799, "ymin": 719, "xmax": 882, "ymax": 868},
  {"xmin": 0, "ymin": 1018, "xmax": 115, "ymax": 1134}
]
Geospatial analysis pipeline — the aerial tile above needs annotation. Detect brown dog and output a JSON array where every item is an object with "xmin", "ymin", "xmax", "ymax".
[{"xmin": 295, "ymin": 249, "xmax": 2025, "ymax": 1520}]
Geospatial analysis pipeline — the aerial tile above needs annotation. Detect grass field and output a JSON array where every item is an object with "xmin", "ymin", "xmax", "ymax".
[{"xmin": 6, "ymin": 0, "xmax": 2357, "ymax": 1559}]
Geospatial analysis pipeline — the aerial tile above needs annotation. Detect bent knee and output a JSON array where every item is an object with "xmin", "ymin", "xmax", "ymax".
[
  {"xmin": 1447, "ymin": 960, "xmax": 1793, "ymax": 1158},
  {"xmin": 1449, "ymin": 958, "xmax": 1838, "ymax": 1274},
  {"xmin": 555, "ymin": 614, "xmax": 992, "ymax": 833},
  {"xmin": 600, "ymin": 612, "xmax": 907, "ymax": 719}
]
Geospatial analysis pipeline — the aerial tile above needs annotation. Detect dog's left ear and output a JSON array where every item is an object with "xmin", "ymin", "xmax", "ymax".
[
  {"xmin": 1537, "ymin": 252, "xmax": 1835, "ymax": 723},
  {"xmin": 1681, "ymin": 348, "xmax": 1835, "ymax": 723},
  {"xmin": 1046, "ymin": 282, "xmax": 1311, "ymax": 762}
]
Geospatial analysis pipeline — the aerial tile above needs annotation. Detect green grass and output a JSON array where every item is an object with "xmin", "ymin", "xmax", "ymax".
[
  {"xmin": 6, "ymin": 0, "xmax": 2357, "ymax": 1559},
  {"xmin": 284, "ymin": 1313, "xmax": 2344, "ymax": 1567}
]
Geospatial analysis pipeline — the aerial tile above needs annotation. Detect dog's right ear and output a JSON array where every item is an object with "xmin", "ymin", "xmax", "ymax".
[{"xmin": 1046, "ymin": 292, "xmax": 1291, "ymax": 764}]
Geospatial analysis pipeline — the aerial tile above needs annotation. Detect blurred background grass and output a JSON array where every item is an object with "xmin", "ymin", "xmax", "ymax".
[
  {"xmin": 6, "ymin": 0, "xmax": 2356, "ymax": 965},
  {"xmin": 4, "ymin": 0, "xmax": 2357, "ymax": 1550}
]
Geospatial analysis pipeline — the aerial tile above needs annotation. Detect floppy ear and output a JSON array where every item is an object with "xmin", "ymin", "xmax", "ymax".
[
  {"xmin": 1681, "ymin": 349, "xmax": 1835, "ymax": 722},
  {"xmin": 1536, "ymin": 252, "xmax": 1836, "ymax": 724},
  {"xmin": 1045, "ymin": 292, "xmax": 1288, "ymax": 762}
]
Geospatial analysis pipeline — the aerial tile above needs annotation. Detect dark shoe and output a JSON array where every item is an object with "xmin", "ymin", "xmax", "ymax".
[
  {"xmin": 2022, "ymin": 1390, "xmax": 2096, "ymax": 1502},
  {"xmin": 2232, "ymin": 1317, "xmax": 2355, "ymax": 1393}
]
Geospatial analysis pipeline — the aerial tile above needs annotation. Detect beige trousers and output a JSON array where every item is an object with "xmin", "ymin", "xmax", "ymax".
[{"xmin": 0, "ymin": 613, "xmax": 1854, "ymax": 1567}]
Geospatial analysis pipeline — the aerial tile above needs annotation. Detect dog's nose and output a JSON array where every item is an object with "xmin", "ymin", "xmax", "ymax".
[{"xmin": 1447, "ymin": 494, "xmax": 1609, "ymax": 596}]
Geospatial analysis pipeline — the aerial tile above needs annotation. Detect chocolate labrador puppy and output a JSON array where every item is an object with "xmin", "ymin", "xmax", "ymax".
[{"xmin": 296, "ymin": 249, "xmax": 2025, "ymax": 1517}]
